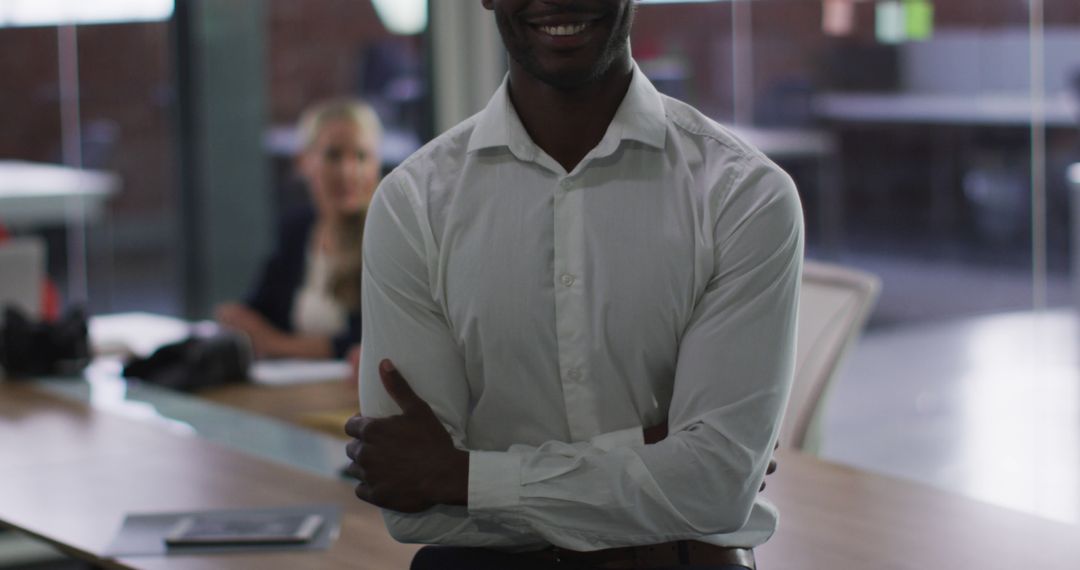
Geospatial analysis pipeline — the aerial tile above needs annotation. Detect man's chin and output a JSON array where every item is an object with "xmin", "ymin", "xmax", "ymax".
[
  {"xmin": 528, "ymin": 62, "xmax": 605, "ymax": 91},
  {"xmin": 520, "ymin": 45, "xmax": 629, "ymax": 91}
]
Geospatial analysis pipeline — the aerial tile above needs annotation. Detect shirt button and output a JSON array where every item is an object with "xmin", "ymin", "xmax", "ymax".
[
  {"xmin": 560, "ymin": 179, "xmax": 573, "ymax": 190},
  {"xmin": 566, "ymin": 368, "xmax": 581, "ymax": 382},
  {"xmin": 560, "ymin": 273, "xmax": 576, "ymax": 287}
]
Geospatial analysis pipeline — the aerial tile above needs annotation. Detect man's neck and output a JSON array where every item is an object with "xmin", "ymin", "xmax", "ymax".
[{"xmin": 506, "ymin": 59, "xmax": 634, "ymax": 173}]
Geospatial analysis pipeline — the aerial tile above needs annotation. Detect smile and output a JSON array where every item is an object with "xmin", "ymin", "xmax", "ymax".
[{"xmin": 536, "ymin": 22, "xmax": 591, "ymax": 37}]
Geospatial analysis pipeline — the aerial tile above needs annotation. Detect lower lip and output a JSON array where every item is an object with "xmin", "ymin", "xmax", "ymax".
[{"xmin": 528, "ymin": 22, "xmax": 598, "ymax": 50}]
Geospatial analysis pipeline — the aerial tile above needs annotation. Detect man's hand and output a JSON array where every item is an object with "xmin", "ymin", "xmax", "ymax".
[
  {"xmin": 760, "ymin": 441, "xmax": 779, "ymax": 491},
  {"xmin": 643, "ymin": 420, "xmax": 667, "ymax": 444},
  {"xmin": 344, "ymin": 359, "xmax": 469, "ymax": 513}
]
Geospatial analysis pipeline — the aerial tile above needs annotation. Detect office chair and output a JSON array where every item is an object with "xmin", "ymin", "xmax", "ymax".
[
  {"xmin": 0, "ymin": 237, "xmax": 45, "ymax": 322},
  {"xmin": 779, "ymin": 260, "xmax": 881, "ymax": 454}
]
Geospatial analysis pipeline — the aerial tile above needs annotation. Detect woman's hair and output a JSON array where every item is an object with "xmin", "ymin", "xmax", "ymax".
[
  {"xmin": 296, "ymin": 98, "xmax": 382, "ymax": 311},
  {"xmin": 297, "ymin": 98, "xmax": 383, "ymax": 152}
]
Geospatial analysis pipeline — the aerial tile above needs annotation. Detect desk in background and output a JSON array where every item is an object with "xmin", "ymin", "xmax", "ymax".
[
  {"xmin": 3, "ymin": 377, "xmax": 1080, "ymax": 569},
  {"xmin": 812, "ymin": 91, "xmax": 1079, "ymax": 247},
  {"xmin": 0, "ymin": 160, "xmax": 118, "ymax": 228},
  {"xmin": 0, "ymin": 160, "xmax": 120, "ymax": 304},
  {"xmin": 814, "ymin": 92, "xmax": 1079, "ymax": 128}
]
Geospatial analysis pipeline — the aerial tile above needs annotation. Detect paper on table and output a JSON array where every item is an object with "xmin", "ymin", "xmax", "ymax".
[
  {"xmin": 250, "ymin": 359, "xmax": 352, "ymax": 386},
  {"xmin": 90, "ymin": 312, "xmax": 193, "ymax": 358}
]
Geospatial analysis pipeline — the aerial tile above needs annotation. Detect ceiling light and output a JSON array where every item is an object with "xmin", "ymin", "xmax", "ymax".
[
  {"xmin": 371, "ymin": 0, "xmax": 427, "ymax": 35},
  {"xmin": 0, "ymin": 0, "xmax": 173, "ymax": 28}
]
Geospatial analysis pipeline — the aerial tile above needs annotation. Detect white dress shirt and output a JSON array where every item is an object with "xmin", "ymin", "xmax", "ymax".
[{"xmin": 358, "ymin": 64, "xmax": 804, "ymax": 552}]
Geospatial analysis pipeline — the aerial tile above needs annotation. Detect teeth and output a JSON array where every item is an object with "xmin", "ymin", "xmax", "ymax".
[{"xmin": 539, "ymin": 22, "xmax": 589, "ymax": 36}]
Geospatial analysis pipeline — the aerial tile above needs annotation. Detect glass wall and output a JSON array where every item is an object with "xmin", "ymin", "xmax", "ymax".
[
  {"xmin": 633, "ymin": 0, "xmax": 1080, "ymax": 523},
  {"xmin": 0, "ymin": 0, "xmax": 431, "ymax": 318},
  {"xmin": 0, "ymin": 11, "xmax": 179, "ymax": 315}
]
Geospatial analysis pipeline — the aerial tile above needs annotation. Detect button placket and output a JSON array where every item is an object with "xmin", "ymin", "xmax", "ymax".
[{"xmin": 551, "ymin": 174, "xmax": 600, "ymax": 440}]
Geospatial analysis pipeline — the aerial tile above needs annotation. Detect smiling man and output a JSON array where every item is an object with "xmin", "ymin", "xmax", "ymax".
[{"xmin": 345, "ymin": 1, "xmax": 804, "ymax": 568}]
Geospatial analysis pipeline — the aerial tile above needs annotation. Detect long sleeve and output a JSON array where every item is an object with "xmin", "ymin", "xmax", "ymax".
[
  {"xmin": 358, "ymin": 177, "xmax": 543, "ymax": 548},
  {"xmin": 463, "ymin": 163, "xmax": 804, "ymax": 550},
  {"xmin": 361, "ymin": 157, "xmax": 803, "ymax": 549}
]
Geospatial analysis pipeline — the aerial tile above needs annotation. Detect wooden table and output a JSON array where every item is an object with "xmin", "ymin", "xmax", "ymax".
[
  {"xmin": 756, "ymin": 453, "xmax": 1080, "ymax": 568},
  {"xmin": 4, "ymin": 380, "xmax": 1079, "ymax": 569},
  {"xmin": 0, "ymin": 383, "xmax": 418, "ymax": 569},
  {"xmin": 198, "ymin": 379, "xmax": 357, "ymax": 436}
]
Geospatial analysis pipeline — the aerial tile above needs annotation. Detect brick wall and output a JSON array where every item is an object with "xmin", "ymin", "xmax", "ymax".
[
  {"xmin": 0, "ymin": 1, "xmax": 402, "ymax": 220},
  {"xmin": 0, "ymin": 26, "xmax": 62, "ymax": 163},
  {"xmin": 266, "ymin": 0, "xmax": 396, "ymax": 124}
]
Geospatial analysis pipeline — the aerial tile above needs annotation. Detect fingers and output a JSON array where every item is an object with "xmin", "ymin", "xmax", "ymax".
[
  {"xmin": 643, "ymin": 420, "xmax": 668, "ymax": 444},
  {"xmin": 344, "ymin": 414, "xmax": 377, "ymax": 438},
  {"xmin": 760, "ymin": 452, "xmax": 779, "ymax": 492},
  {"xmin": 344, "ymin": 458, "xmax": 366, "ymax": 482},
  {"xmin": 378, "ymin": 359, "xmax": 429, "ymax": 414},
  {"xmin": 354, "ymin": 479, "xmax": 374, "ymax": 503}
]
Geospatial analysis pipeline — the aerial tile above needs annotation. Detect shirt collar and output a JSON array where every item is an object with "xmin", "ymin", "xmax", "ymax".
[{"xmin": 466, "ymin": 62, "xmax": 668, "ymax": 158}]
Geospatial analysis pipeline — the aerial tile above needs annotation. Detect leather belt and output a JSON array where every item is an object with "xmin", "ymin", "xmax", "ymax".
[{"xmin": 524, "ymin": 540, "xmax": 755, "ymax": 569}]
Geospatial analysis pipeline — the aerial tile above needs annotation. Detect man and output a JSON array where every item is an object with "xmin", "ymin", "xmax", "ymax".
[{"xmin": 345, "ymin": 0, "xmax": 803, "ymax": 568}]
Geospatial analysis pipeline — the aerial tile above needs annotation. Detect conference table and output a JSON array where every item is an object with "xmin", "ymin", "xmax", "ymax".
[{"xmin": 2, "ymin": 375, "xmax": 1079, "ymax": 569}]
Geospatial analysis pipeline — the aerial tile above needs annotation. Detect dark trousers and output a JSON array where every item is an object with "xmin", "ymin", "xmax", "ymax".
[{"xmin": 411, "ymin": 546, "xmax": 751, "ymax": 570}]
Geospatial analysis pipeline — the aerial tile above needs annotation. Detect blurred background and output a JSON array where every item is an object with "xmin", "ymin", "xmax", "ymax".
[{"xmin": 1, "ymin": 0, "xmax": 1078, "ymax": 551}]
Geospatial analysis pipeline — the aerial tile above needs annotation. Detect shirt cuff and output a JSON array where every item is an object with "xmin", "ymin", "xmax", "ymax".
[
  {"xmin": 468, "ymin": 450, "xmax": 522, "ymax": 515},
  {"xmin": 589, "ymin": 426, "xmax": 645, "ymax": 451}
]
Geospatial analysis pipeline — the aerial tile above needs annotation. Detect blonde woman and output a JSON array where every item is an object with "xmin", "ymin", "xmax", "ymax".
[{"xmin": 216, "ymin": 99, "xmax": 381, "ymax": 360}]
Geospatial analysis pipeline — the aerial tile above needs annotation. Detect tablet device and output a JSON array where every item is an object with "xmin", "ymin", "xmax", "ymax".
[{"xmin": 164, "ymin": 513, "xmax": 324, "ymax": 546}]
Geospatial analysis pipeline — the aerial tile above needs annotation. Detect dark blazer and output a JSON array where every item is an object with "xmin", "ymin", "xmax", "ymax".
[{"xmin": 246, "ymin": 207, "xmax": 362, "ymax": 358}]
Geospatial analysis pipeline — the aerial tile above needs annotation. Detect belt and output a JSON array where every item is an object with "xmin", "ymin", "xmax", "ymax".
[{"xmin": 524, "ymin": 541, "xmax": 755, "ymax": 569}]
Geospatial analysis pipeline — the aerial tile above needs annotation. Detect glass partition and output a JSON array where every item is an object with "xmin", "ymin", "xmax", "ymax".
[
  {"xmin": 633, "ymin": 0, "xmax": 1080, "ymax": 523},
  {"xmin": 0, "ymin": 13, "xmax": 179, "ymax": 315},
  {"xmin": 0, "ymin": 0, "xmax": 432, "ymax": 318}
]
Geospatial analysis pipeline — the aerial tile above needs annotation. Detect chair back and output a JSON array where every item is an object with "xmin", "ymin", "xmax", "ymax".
[
  {"xmin": 781, "ymin": 260, "xmax": 880, "ymax": 452},
  {"xmin": 0, "ymin": 237, "xmax": 45, "ymax": 323}
]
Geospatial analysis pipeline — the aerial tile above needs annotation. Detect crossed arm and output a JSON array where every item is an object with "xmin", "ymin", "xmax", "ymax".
[
  {"xmin": 344, "ymin": 361, "xmax": 776, "ymax": 513},
  {"xmin": 346, "ymin": 168, "xmax": 803, "ymax": 549}
]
